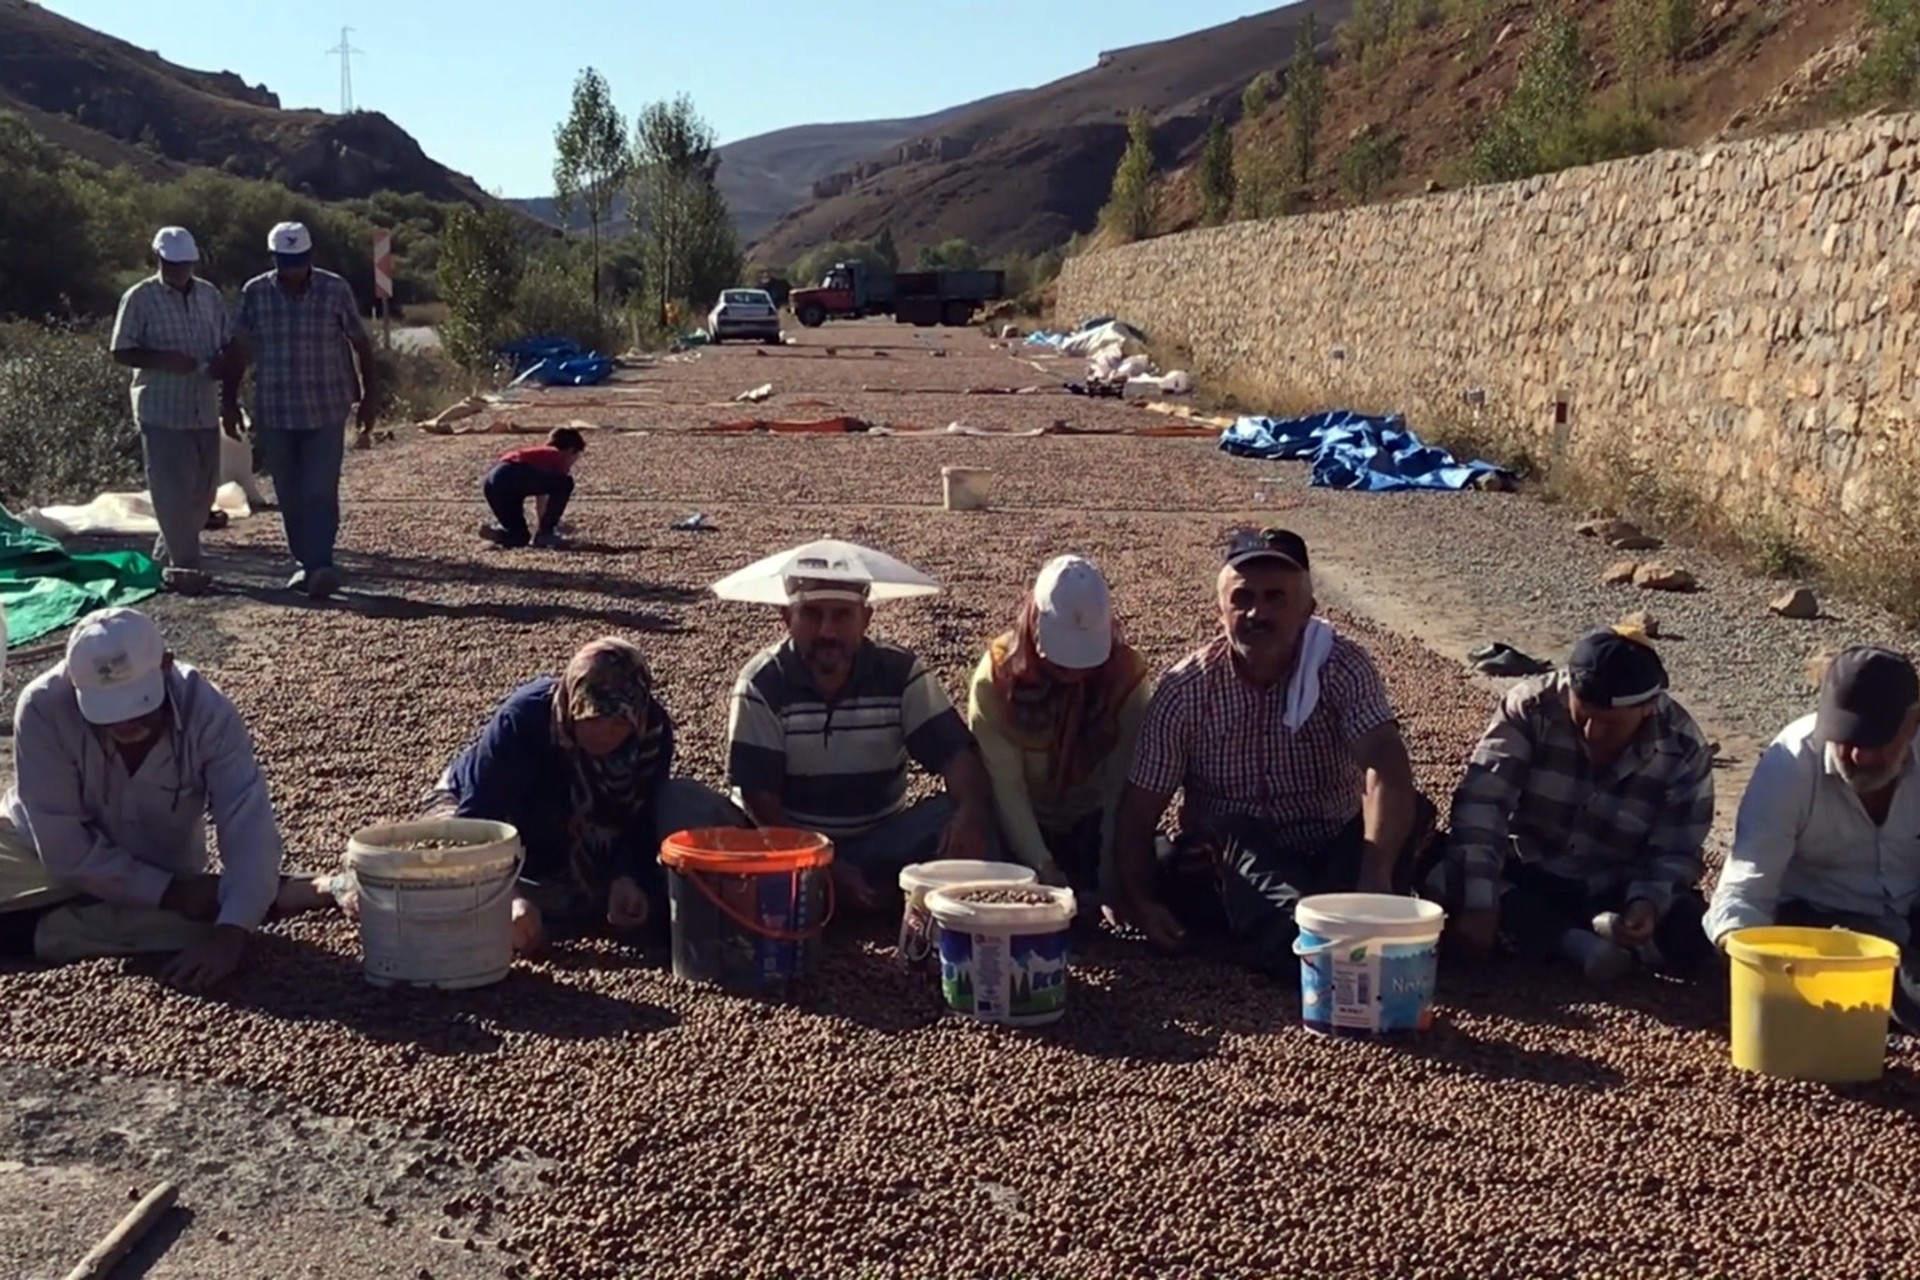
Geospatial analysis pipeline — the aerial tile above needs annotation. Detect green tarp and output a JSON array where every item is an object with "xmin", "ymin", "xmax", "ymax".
[{"xmin": 0, "ymin": 509, "xmax": 161, "ymax": 649}]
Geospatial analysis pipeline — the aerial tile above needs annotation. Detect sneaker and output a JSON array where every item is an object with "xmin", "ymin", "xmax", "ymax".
[
  {"xmin": 306, "ymin": 566, "xmax": 341, "ymax": 600},
  {"xmin": 1562, "ymin": 929, "xmax": 1633, "ymax": 984},
  {"xmin": 532, "ymin": 531, "xmax": 567, "ymax": 550},
  {"xmin": 163, "ymin": 567, "xmax": 212, "ymax": 596},
  {"xmin": 286, "ymin": 570, "xmax": 308, "ymax": 594},
  {"xmin": 478, "ymin": 522, "xmax": 527, "ymax": 550}
]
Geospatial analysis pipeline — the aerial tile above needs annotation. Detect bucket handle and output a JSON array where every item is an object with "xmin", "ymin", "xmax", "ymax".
[
  {"xmin": 352, "ymin": 853, "xmax": 524, "ymax": 922},
  {"xmin": 682, "ymin": 866, "xmax": 835, "ymax": 943}
]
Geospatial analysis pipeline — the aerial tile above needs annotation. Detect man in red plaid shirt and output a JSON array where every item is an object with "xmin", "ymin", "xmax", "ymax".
[{"xmin": 1112, "ymin": 527, "xmax": 1433, "ymax": 974}]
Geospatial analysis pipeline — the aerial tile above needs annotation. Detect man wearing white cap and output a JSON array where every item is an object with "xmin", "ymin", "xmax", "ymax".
[
  {"xmin": 108, "ymin": 226, "xmax": 242, "ymax": 596},
  {"xmin": 727, "ymin": 570, "xmax": 999, "ymax": 911},
  {"xmin": 228, "ymin": 221, "xmax": 377, "ymax": 600},
  {"xmin": 0, "ymin": 609, "xmax": 336, "ymax": 988}
]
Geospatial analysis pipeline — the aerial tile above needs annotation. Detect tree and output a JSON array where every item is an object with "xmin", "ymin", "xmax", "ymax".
[
  {"xmin": 1283, "ymin": 16, "xmax": 1329, "ymax": 185},
  {"xmin": 1338, "ymin": 130, "xmax": 1403, "ymax": 203},
  {"xmin": 1469, "ymin": 4, "xmax": 1656, "ymax": 183},
  {"xmin": 1613, "ymin": 0, "xmax": 1661, "ymax": 112},
  {"xmin": 1389, "ymin": 0, "xmax": 1439, "ymax": 48},
  {"xmin": 629, "ymin": 95, "xmax": 740, "ymax": 325},
  {"xmin": 436, "ymin": 205, "xmax": 523, "ymax": 368},
  {"xmin": 872, "ymin": 225, "xmax": 900, "ymax": 271},
  {"xmin": 0, "ymin": 116, "xmax": 110, "ymax": 318},
  {"xmin": 1100, "ymin": 109, "xmax": 1158, "ymax": 242},
  {"xmin": 1338, "ymin": 0, "xmax": 1391, "ymax": 71},
  {"xmin": 1848, "ymin": 0, "xmax": 1920, "ymax": 104},
  {"xmin": 1198, "ymin": 113, "xmax": 1237, "ymax": 225},
  {"xmin": 917, "ymin": 238, "xmax": 982, "ymax": 270},
  {"xmin": 1241, "ymin": 71, "xmax": 1276, "ymax": 118},
  {"xmin": 552, "ymin": 67, "xmax": 629, "ymax": 313},
  {"xmin": 1656, "ymin": 0, "xmax": 1700, "ymax": 65}
]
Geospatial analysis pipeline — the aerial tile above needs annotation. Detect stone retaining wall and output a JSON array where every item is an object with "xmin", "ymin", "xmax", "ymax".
[{"xmin": 1058, "ymin": 114, "xmax": 1920, "ymax": 555}]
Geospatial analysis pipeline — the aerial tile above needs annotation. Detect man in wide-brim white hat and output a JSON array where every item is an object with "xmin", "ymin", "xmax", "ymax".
[{"xmin": 719, "ymin": 542, "xmax": 999, "ymax": 910}]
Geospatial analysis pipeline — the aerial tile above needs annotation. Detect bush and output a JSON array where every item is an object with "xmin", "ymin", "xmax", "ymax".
[
  {"xmin": 510, "ymin": 257, "xmax": 619, "ymax": 354},
  {"xmin": 372, "ymin": 345, "xmax": 470, "ymax": 424},
  {"xmin": 0, "ymin": 322, "xmax": 142, "ymax": 506}
]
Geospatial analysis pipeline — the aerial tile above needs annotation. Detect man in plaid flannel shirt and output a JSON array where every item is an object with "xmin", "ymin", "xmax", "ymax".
[
  {"xmin": 1426, "ymin": 628, "xmax": 1715, "ymax": 983},
  {"xmin": 230, "ymin": 222, "xmax": 377, "ymax": 600},
  {"xmin": 108, "ymin": 227, "xmax": 243, "ymax": 596},
  {"xmin": 1112, "ymin": 528, "xmax": 1432, "ymax": 975}
]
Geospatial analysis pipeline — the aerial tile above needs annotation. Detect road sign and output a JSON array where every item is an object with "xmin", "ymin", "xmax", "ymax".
[{"xmin": 373, "ymin": 230, "xmax": 394, "ymax": 301}]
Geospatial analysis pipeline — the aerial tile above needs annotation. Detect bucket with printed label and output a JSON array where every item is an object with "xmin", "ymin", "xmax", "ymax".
[
  {"xmin": 1292, "ymin": 893, "xmax": 1446, "ymax": 1038},
  {"xmin": 925, "ymin": 882, "xmax": 1075, "ymax": 1026}
]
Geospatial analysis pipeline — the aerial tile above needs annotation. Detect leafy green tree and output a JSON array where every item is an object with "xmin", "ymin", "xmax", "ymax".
[
  {"xmin": 1657, "ymin": 0, "xmax": 1700, "ymax": 64},
  {"xmin": 1284, "ymin": 16, "xmax": 1329, "ymax": 185},
  {"xmin": 552, "ymin": 67, "xmax": 630, "ymax": 311},
  {"xmin": 872, "ymin": 225, "xmax": 900, "ymax": 270},
  {"xmin": 1613, "ymin": 0, "xmax": 1661, "ymax": 112},
  {"xmin": 1241, "ymin": 71, "xmax": 1276, "ymax": 118},
  {"xmin": 917, "ymin": 238, "xmax": 983, "ymax": 270},
  {"xmin": 437, "ymin": 205, "xmax": 523, "ymax": 367},
  {"xmin": 1339, "ymin": 0, "xmax": 1391, "ymax": 71},
  {"xmin": 629, "ymin": 94, "xmax": 741, "ymax": 323},
  {"xmin": 0, "ymin": 117, "xmax": 110, "ymax": 318},
  {"xmin": 1099, "ymin": 109, "xmax": 1158, "ymax": 242},
  {"xmin": 1845, "ymin": 0, "xmax": 1920, "ymax": 104},
  {"xmin": 1198, "ymin": 113, "xmax": 1237, "ymax": 225},
  {"xmin": 1339, "ymin": 131, "xmax": 1402, "ymax": 203}
]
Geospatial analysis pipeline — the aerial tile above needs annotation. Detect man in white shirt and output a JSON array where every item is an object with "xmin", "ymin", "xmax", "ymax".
[
  {"xmin": 0, "ymin": 609, "xmax": 336, "ymax": 988},
  {"xmin": 1705, "ymin": 646, "xmax": 1920, "ymax": 1031}
]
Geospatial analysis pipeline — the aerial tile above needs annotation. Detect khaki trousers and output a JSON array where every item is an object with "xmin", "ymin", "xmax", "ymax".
[{"xmin": 0, "ymin": 818, "xmax": 210, "ymax": 963}]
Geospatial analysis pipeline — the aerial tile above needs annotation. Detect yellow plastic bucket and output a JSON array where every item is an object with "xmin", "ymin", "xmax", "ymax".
[{"xmin": 1724, "ymin": 926, "xmax": 1899, "ymax": 1083}]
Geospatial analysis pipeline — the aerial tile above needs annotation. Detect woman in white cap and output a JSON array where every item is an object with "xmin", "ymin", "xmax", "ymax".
[{"xmin": 966, "ymin": 555, "xmax": 1153, "ymax": 898}]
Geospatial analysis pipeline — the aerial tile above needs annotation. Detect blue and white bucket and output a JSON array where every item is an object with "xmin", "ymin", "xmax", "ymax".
[
  {"xmin": 924, "ymin": 882, "xmax": 1076, "ymax": 1027},
  {"xmin": 1292, "ymin": 893, "xmax": 1446, "ymax": 1038}
]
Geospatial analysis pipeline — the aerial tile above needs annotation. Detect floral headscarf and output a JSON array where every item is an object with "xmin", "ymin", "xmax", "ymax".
[
  {"xmin": 988, "ymin": 594, "xmax": 1148, "ymax": 791},
  {"xmin": 550, "ymin": 638, "xmax": 666, "ymax": 895}
]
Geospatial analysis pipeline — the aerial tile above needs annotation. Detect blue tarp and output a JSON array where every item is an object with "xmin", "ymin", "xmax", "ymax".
[
  {"xmin": 1219, "ymin": 410, "xmax": 1512, "ymax": 493},
  {"xmin": 495, "ymin": 336, "xmax": 614, "ymax": 387}
]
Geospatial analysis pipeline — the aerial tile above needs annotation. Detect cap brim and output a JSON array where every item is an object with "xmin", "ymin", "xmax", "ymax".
[
  {"xmin": 1035, "ymin": 617, "xmax": 1112, "ymax": 670},
  {"xmin": 75, "ymin": 672, "xmax": 166, "ymax": 726},
  {"xmin": 1817, "ymin": 706, "xmax": 1899, "ymax": 750},
  {"xmin": 1225, "ymin": 549, "xmax": 1307, "ymax": 573}
]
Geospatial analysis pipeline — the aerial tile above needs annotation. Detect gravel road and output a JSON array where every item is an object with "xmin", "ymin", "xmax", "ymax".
[{"xmin": 0, "ymin": 318, "xmax": 1915, "ymax": 1279}]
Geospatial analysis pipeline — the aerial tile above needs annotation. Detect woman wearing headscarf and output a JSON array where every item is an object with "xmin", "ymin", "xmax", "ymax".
[
  {"xmin": 966, "ymin": 556, "xmax": 1153, "ymax": 899},
  {"xmin": 427, "ymin": 637, "xmax": 746, "ymax": 955}
]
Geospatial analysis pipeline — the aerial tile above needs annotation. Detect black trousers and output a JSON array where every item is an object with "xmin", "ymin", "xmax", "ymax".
[
  {"xmin": 1498, "ymin": 863, "xmax": 1714, "ymax": 977},
  {"xmin": 483, "ymin": 462, "xmax": 572, "ymax": 544},
  {"xmin": 1160, "ymin": 794, "xmax": 1438, "ymax": 978},
  {"xmin": 1774, "ymin": 900, "xmax": 1920, "ymax": 1034}
]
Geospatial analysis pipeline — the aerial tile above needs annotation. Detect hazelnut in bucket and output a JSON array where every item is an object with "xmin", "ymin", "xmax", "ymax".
[
  {"xmin": 343, "ymin": 818, "xmax": 524, "ymax": 990},
  {"xmin": 923, "ymin": 881, "xmax": 1076, "ymax": 1026}
]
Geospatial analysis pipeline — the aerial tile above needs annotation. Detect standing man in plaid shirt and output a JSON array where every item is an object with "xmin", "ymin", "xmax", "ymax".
[
  {"xmin": 1426, "ymin": 628, "xmax": 1715, "ymax": 983},
  {"xmin": 108, "ymin": 227, "xmax": 242, "ymax": 597},
  {"xmin": 230, "ymin": 222, "xmax": 378, "ymax": 600},
  {"xmin": 1112, "ymin": 527, "xmax": 1432, "ymax": 975}
]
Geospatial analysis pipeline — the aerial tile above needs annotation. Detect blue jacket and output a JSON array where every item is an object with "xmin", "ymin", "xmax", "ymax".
[{"xmin": 443, "ymin": 677, "xmax": 675, "ymax": 883}]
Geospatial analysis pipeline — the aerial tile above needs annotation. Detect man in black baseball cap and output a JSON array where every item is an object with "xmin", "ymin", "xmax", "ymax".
[
  {"xmin": 1427, "ymin": 626, "xmax": 1716, "ymax": 984},
  {"xmin": 1110, "ymin": 525, "xmax": 1433, "ymax": 977},
  {"xmin": 1706, "ymin": 645, "xmax": 1920, "ymax": 1033}
]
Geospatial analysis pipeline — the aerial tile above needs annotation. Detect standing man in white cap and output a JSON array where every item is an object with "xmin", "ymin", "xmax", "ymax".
[
  {"xmin": 0, "ymin": 608, "xmax": 338, "ymax": 988},
  {"xmin": 108, "ymin": 226, "xmax": 241, "ymax": 596},
  {"xmin": 228, "ymin": 221, "xmax": 378, "ymax": 600}
]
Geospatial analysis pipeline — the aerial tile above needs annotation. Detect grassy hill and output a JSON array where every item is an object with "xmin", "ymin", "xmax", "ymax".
[{"xmin": 0, "ymin": 0, "xmax": 490, "ymax": 204}]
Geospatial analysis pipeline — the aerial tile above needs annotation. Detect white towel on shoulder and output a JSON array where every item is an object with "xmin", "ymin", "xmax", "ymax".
[{"xmin": 1284, "ymin": 618, "xmax": 1337, "ymax": 731}]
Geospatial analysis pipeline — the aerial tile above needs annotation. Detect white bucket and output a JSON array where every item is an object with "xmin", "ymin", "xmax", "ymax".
[
  {"xmin": 344, "ymin": 818, "xmax": 523, "ymax": 990},
  {"xmin": 896, "ymin": 860, "xmax": 1038, "ymax": 970},
  {"xmin": 941, "ymin": 466, "xmax": 994, "ymax": 511},
  {"xmin": 925, "ymin": 881, "xmax": 1075, "ymax": 1026},
  {"xmin": 1292, "ymin": 893, "xmax": 1447, "ymax": 1038}
]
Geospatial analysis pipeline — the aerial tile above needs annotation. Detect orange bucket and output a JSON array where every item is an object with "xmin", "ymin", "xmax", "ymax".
[{"xmin": 658, "ymin": 828, "xmax": 834, "ymax": 996}]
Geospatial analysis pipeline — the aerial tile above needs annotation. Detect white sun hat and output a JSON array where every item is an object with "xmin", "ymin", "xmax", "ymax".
[{"xmin": 709, "ymin": 539, "xmax": 941, "ymax": 606}]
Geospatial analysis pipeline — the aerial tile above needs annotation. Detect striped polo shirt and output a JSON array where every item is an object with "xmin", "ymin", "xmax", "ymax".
[{"xmin": 727, "ymin": 639, "xmax": 975, "ymax": 840}]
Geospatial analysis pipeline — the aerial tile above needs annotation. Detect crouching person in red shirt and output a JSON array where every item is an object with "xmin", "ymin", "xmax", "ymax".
[{"xmin": 480, "ymin": 427, "xmax": 585, "ymax": 549}]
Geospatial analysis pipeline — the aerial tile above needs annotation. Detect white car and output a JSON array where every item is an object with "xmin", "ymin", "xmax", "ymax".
[{"xmin": 707, "ymin": 289, "xmax": 782, "ymax": 344}]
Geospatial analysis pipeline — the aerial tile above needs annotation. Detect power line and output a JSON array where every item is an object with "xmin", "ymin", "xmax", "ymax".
[{"xmin": 325, "ymin": 26, "xmax": 364, "ymax": 114}]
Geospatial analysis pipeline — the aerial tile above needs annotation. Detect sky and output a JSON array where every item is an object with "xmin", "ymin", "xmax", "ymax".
[{"xmin": 43, "ymin": 0, "xmax": 1286, "ymax": 198}]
